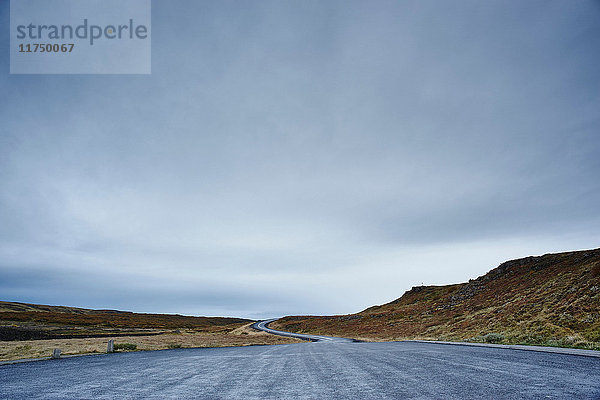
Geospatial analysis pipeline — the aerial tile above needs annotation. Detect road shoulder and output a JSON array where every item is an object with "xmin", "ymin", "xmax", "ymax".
[{"xmin": 409, "ymin": 340, "xmax": 600, "ymax": 358}]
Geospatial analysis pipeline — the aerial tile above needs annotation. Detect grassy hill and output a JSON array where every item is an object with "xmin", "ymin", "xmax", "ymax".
[
  {"xmin": 0, "ymin": 301, "xmax": 251, "ymax": 340},
  {"xmin": 272, "ymin": 248, "xmax": 600, "ymax": 350}
]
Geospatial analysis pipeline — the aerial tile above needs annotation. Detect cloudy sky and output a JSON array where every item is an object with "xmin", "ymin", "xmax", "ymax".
[{"xmin": 1, "ymin": 1, "xmax": 599, "ymax": 319}]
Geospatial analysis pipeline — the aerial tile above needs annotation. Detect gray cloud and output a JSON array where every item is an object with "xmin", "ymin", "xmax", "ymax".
[{"xmin": 1, "ymin": 1, "xmax": 599, "ymax": 318}]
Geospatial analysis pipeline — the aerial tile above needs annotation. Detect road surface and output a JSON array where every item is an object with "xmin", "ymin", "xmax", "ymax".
[
  {"xmin": 251, "ymin": 319, "xmax": 354, "ymax": 343},
  {"xmin": 1, "ymin": 325, "xmax": 599, "ymax": 399}
]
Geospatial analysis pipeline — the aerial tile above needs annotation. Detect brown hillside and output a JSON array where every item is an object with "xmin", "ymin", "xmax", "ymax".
[
  {"xmin": 0, "ymin": 301, "xmax": 251, "ymax": 341},
  {"xmin": 273, "ymin": 248, "xmax": 600, "ymax": 349}
]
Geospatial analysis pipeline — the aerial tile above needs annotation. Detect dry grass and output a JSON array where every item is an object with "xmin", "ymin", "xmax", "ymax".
[
  {"xmin": 273, "ymin": 248, "xmax": 600, "ymax": 351},
  {"xmin": 0, "ymin": 301, "xmax": 255, "ymax": 342},
  {"xmin": 0, "ymin": 302, "xmax": 249, "ymax": 332},
  {"xmin": 0, "ymin": 301, "xmax": 302, "ymax": 361},
  {"xmin": 0, "ymin": 323, "xmax": 301, "ymax": 362}
]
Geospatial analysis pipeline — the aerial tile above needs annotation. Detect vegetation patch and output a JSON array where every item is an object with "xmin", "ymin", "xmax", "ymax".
[
  {"xmin": 113, "ymin": 343, "xmax": 137, "ymax": 351},
  {"xmin": 483, "ymin": 333, "xmax": 505, "ymax": 344}
]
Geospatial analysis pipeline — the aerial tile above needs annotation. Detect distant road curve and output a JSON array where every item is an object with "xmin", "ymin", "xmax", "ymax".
[{"xmin": 252, "ymin": 319, "xmax": 354, "ymax": 343}]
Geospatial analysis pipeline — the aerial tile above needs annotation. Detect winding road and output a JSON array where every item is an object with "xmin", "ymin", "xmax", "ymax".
[
  {"xmin": 251, "ymin": 319, "xmax": 354, "ymax": 343},
  {"xmin": 1, "ymin": 320, "xmax": 599, "ymax": 399}
]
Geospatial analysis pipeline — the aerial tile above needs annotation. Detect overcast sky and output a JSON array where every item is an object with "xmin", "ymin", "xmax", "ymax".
[{"xmin": 1, "ymin": 1, "xmax": 599, "ymax": 319}]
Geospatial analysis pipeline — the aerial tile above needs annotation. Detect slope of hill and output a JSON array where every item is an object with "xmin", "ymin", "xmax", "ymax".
[
  {"xmin": 0, "ymin": 301, "xmax": 250, "ymax": 340},
  {"xmin": 272, "ymin": 248, "xmax": 600, "ymax": 349}
]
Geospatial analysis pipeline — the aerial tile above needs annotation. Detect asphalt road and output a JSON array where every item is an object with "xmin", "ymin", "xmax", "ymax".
[
  {"xmin": 2, "ymin": 330, "xmax": 600, "ymax": 400},
  {"xmin": 251, "ymin": 319, "xmax": 354, "ymax": 343}
]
